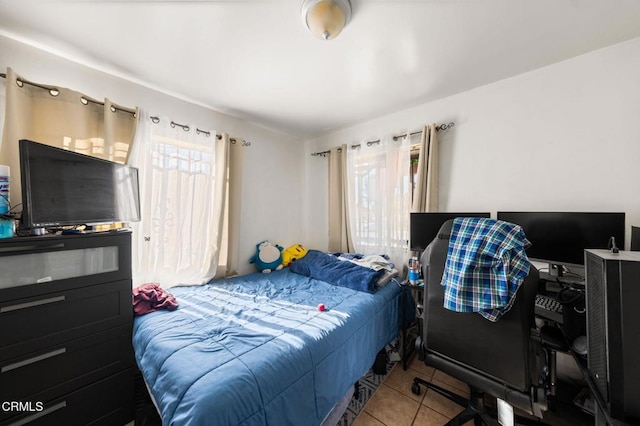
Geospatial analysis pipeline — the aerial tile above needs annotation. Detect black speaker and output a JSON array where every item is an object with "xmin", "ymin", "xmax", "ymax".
[{"xmin": 585, "ymin": 249, "xmax": 640, "ymax": 422}]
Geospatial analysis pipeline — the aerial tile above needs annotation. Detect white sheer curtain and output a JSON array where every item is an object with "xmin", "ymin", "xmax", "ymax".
[
  {"xmin": 128, "ymin": 111, "xmax": 225, "ymax": 288},
  {"xmin": 346, "ymin": 135, "xmax": 412, "ymax": 270}
]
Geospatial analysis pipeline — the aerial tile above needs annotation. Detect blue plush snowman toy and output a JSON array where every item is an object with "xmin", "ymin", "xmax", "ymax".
[{"xmin": 249, "ymin": 241, "xmax": 284, "ymax": 273}]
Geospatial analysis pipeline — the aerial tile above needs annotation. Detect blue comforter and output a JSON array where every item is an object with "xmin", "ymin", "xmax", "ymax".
[{"xmin": 133, "ymin": 269, "xmax": 401, "ymax": 425}]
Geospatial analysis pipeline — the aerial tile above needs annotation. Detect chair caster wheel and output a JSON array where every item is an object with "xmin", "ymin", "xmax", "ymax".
[{"xmin": 411, "ymin": 382, "xmax": 421, "ymax": 395}]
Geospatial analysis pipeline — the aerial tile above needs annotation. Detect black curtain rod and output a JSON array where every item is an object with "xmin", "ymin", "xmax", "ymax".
[
  {"xmin": 311, "ymin": 140, "xmax": 378, "ymax": 157},
  {"xmin": 148, "ymin": 116, "xmax": 251, "ymax": 146},
  {"xmin": 311, "ymin": 122, "xmax": 455, "ymax": 157},
  {"xmin": 216, "ymin": 134, "xmax": 252, "ymax": 146},
  {"xmin": 0, "ymin": 72, "xmax": 137, "ymax": 117},
  {"xmin": 311, "ymin": 149, "xmax": 334, "ymax": 157},
  {"xmin": 392, "ymin": 122, "xmax": 454, "ymax": 141},
  {"xmin": 350, "ymin": 139, "xmax": 381, "ymax": 150},
  {"xmin": 0, "ymin": 73, "xmax": 251, "ymax": 146}
]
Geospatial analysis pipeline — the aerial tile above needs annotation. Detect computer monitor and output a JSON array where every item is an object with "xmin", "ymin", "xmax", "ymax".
[
  {"xmin": 497, "ymin": 212, "xmax": 625, "ymax": 276},
  {"xmin": 632, "ymin": 226, "xmax": 640, "ymax": 251},
  {"xmin": 410, "ymin": 212, "xmax": 491, "ymax": 251}
]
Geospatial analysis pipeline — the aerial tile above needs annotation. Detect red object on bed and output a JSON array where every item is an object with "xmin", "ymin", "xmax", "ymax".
[{"xmin": 132, "ymin": 283, "xmax": 178, "ymax": 316}]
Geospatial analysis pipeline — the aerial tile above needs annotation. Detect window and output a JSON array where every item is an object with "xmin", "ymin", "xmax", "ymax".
[
  {"xmin": 347, "ymin": 138, "xmax": 411, "ymax": 268},
  {"xmin": 129, "ymin": 115, "xmax": 225, "ymax": 287}
]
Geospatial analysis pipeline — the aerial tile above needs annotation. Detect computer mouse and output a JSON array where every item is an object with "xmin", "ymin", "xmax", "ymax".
[{"xmin": 573, "ymin": 335, "xmax": 588, "ymax": 356}]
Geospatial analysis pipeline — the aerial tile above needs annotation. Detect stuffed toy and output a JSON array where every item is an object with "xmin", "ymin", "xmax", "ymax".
[
  {"xmin": 281, "ymin": 244, "xmax": 308, "ymax": 267},
  {"xmin": 249, "ymin": 241, "xmax": 284, "ymax": 273}
]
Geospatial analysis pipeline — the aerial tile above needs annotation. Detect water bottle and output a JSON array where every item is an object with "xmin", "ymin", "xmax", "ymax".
[{"xmin": 408, "ymin": 256, "xmax": 420, "ymax": 285}]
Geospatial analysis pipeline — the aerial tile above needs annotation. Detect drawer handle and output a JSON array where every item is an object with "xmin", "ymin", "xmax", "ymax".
[
  {"xmin": 0, "ymin": 243, "xmax": 65, "ymax": 254},
  {"xmin": 8, "ymin": 401, "xmax": 67, "ymax": 426},
  {"xmin": 1, "ymin": 348, "xmax": 67, "ymax": 373},
  {"xmin": 0, "ymin": 296, "xmax": 66, "ymax": 314}
]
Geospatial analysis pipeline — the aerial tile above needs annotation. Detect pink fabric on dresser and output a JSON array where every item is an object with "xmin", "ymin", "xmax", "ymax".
[{"xmin": 132, "ymin": 283, "xmax": 178, "ymax": 316}]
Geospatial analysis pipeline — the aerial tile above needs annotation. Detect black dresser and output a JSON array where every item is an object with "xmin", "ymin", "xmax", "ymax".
[{"xmin": 0, "ymin": 232, "xmax": 134, "ymax": 426}]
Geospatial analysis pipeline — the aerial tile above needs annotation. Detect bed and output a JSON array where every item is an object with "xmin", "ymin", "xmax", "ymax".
[{"xmin": 132, "ymin": 253, "xmax": 404, "ymax": 425}]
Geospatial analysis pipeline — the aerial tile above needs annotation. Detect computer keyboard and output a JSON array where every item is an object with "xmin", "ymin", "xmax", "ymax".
[{"xmin": 535, "ymin": 294, "xmax": 564, "ymax": 324}]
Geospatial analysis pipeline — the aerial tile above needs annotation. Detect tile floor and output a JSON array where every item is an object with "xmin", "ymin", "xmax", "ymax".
[
  {"xmin": 352, "ymin": 356, "xmax": 471, "ymax": 426},
  {"xmin": 352, "ymin": 355, "xmax": 594, "ymax": 426}
]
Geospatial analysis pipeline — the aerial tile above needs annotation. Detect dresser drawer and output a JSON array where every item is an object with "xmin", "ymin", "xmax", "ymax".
[
  {"xmin": 0, "ymin": 368, "xmax": 135, "ymax": 426},
  {"xmin": 0, "ymin": 246, "xmax": 119, "ymax": 290},
  {"xmin": 0, "ymin": 280, "xmax": 132, "ymax": 361},
  {"xmin": 0, "ymin": 325, "xmax": 133, "ymax": 402},
  {"xmin": 0, "ymin": 232, "xmax": 131, "ymax": 295}
]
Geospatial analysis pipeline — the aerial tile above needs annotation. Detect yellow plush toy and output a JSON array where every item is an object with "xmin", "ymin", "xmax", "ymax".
[{"xmin": 281, "ymin": 244, "xmax": 308, "ymax": 267}]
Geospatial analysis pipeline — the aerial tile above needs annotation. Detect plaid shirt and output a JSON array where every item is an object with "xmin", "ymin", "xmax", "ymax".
[{"xmin": 441, "ymin": 217, "xmax": 531, "ymax": 322}]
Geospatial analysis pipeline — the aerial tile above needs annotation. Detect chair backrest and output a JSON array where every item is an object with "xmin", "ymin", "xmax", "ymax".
[{"xmin": 420, "ymin": 219, "xmax": 539, "ymax": 393}]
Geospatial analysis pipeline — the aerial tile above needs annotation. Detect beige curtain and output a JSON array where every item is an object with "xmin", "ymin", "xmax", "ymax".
[
  {"xmin": 206, "ymin": 132, "xmax": 230, "ymax": 278},
  {"xmin": 224, "ymin": 136, "xmax": 244, "ymax": 277},
  {"xmin": 412, "ymin": 124, "xmax": 439, "ymax": 212},
  {"xmin": 328, "ymin": 144, "xmax": 354, "ymax": 252},
  {"xmin": 212, "ymin": 133, "xmax": 243, "ymax": 278},
  {"xmin": 0, "ymin": 67, "xmax": 138, "ymax": 210}
]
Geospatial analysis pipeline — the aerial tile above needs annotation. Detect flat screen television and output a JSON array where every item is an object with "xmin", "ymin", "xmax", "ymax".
[
  {"xmin": 497, "ymin": 211, "xmax": 625, "ymax": 275},
  {"xmin": 19, "ymin": 139, "xmax": 141, "ymax": 230},
  {"xmin": 410, "ymin": 212, "xmax": 491, "ymax": 251}
]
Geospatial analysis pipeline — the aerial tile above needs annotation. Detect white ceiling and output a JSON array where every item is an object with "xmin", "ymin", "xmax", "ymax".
[{"xmin": 1, "ymin": 0, "xmax": 640, "ymax": 138}]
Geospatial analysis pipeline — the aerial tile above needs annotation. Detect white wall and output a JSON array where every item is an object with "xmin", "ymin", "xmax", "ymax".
[
  {"xmin": 304, "ymin": 36, "xmax": 640, "ymax": 251},
  {"xmin": 0, "ymin": 34, "xmax": 305, "ymax": 275}
]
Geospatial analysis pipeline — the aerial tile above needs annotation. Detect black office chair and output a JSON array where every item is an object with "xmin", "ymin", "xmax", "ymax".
[{"xmin": 412, "ymin": 219, "xmax": 562, "ymax": 425}]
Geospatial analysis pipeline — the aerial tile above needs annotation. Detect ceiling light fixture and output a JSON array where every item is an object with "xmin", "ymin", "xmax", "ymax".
[{"xmin": 301, "ymin": 0, "xmax": 352, "ymax": 41}]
